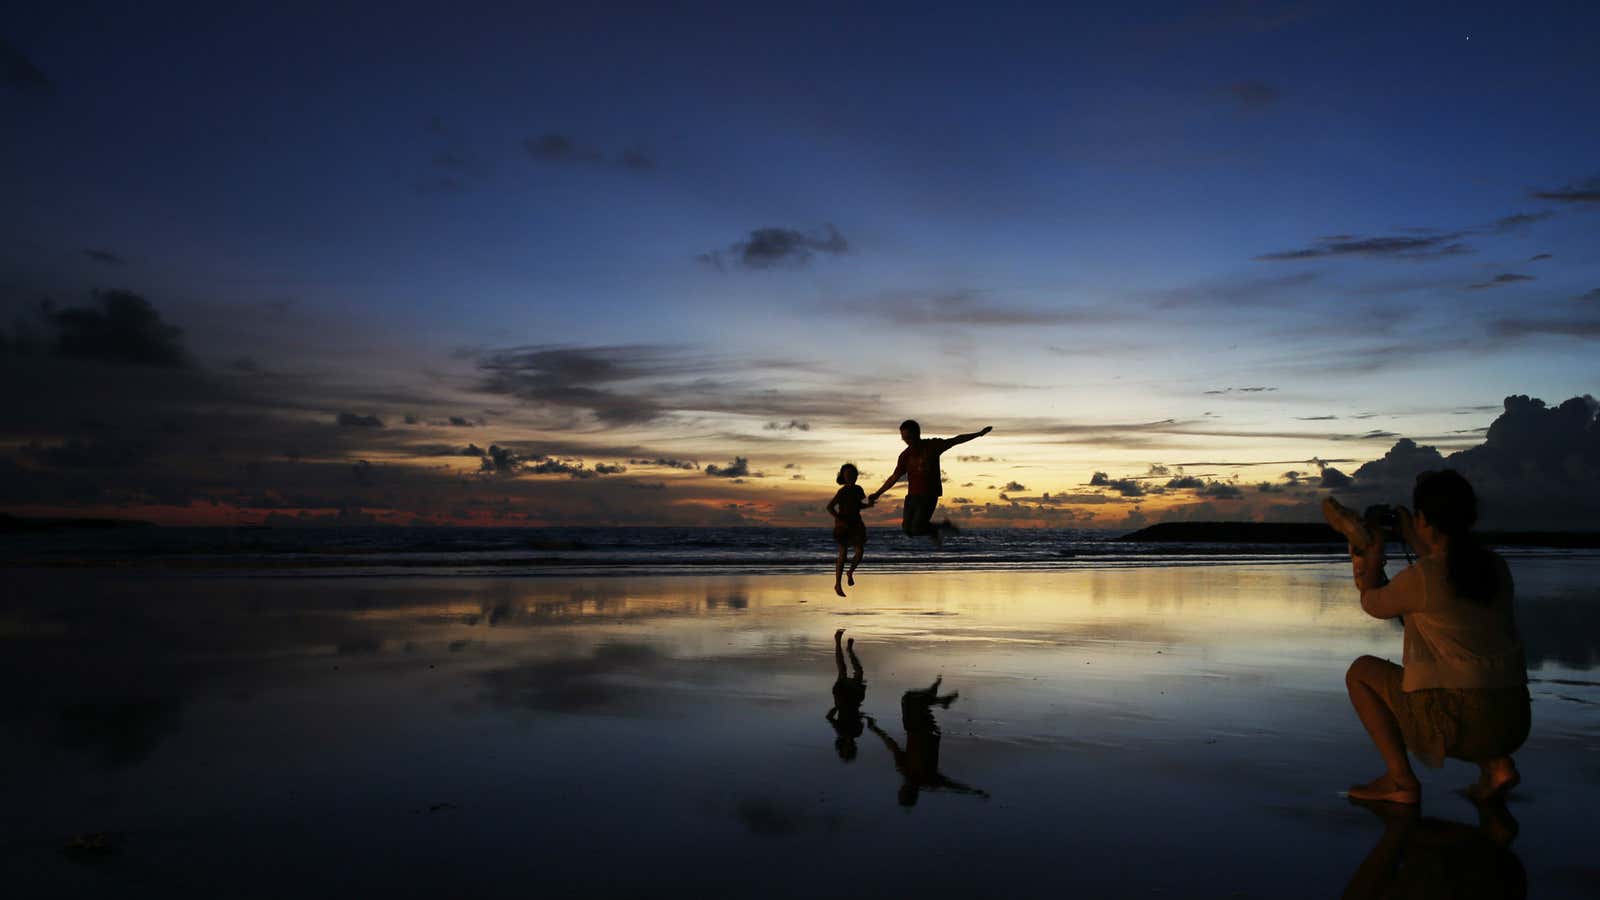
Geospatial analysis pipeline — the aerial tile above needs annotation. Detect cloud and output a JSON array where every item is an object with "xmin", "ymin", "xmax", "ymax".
[
  {"xmin": 1002, "ymin": 480, "xmax": 1027, "ymax": 492},
  {"xmin": 1582, "ymin": 289, "xmax": 1600, "ymax": 302},
  {"xmin": 1226, "ymin": 80, "xmax": 1278, "ymax": 109},
  {"xmin": 628, "ymin": 457, "xmax": 699, "ymax": 470},
  {"xmin": 1491, "ymin": 212, "xmax": 1556, "ymax": 232},
  {"xmin": 1529, "ymin": 253, "xmax": 1553, "ymax": 262},
  {"xmin": 1529, "ymin": 177, "xmax": 1600, "ymax": 204},
  {"xmin": 336, "ymin": 412, "xmax": 384, "ymax": 428},
  {"xmin": 473, "ymin": 343, "xmax": 859, "ymax": 428},
  {"xmin": 700, "ymin": 225, "xmax": 848, "ymax": 271},
  {"xmin": 20, "ymin": 439, "xmax": 148, "ymax": 469},
  {"xmin": 846, "ymin": 289, "xmax": 1116, "ymax": 327},
  {"xmin": 475, "ymin": 345, "xmax": 694, "ymax": 425},
  {"xmin": 1467, "ymin": 273, "xmax": 1535, "ymax": 290},
  {"xmin": 1319, "ymin": 467, "xmax": 1353, "ymax": 488},
  {"xmin": 1490, "ymin": 314, "xmax": 1600, "ymax": 340},
  {"xmin": 1337, "ymin": 395, "xmax": 1600, "ymax": 529},
  {"xmin": 705, "ymin": 457, "xmax": 751, "ymax": 478},
  {"xmin": 1, "ymin": 39, "xmax": 52, "ymax": 94},
  {"xmin": 522, "ymin": 133, "xmax": 654, "ymax": 170},
  {"xmin": 524, "ymin": 133, "xmax": 602, "ymax": 164},
  {"xmin": 1255, "ymin": 232, "xmax": 1472, "ymax": 262},
  {"xmin": 1089, "ymin": 471, "xmax": 1145, "ymax": 497},
  {"xmin": 764, "ymin": 420, "xmax": 810, "ymax": 431},
  {"xmin": 83, "ymin": 249, "xmax": 127, "ymax": 266},
  {"xmin": 1203, "ymin": 386, "xmax": 1277, "ymax": 394},
  {"xmin": 19, "ymin": 291, "xmax": 190, "ymax": 368}
]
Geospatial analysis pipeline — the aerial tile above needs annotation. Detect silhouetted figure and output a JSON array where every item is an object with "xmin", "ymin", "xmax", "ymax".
[
  {"xmin": 826, "ymin": 463, "xmax": 873, "ymax": 596},
  {"xmin": 868, "ymin": 420, "xmax": 991, "ymax": 547},
  {"xmin": 825, "ymin": 629, "xmax": 866, "ymax": 760},
  {"xmin": 1341, "ymin": 798, "xmax": 1526, "ymax": 899},
  {"xmin": 866, "ymin": 677, "xmax": 988, "ymax": 806},
  {"xmin": 1339, "ymin": 470, "xmax": 1530, "ymax": 805}
]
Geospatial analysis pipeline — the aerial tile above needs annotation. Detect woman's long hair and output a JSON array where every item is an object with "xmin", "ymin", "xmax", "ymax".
[{"xmin": 1412, "ymin": 469, "xmax": 1497, "ymax": 605}]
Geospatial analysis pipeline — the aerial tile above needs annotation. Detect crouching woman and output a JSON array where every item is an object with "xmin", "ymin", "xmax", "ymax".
[{"xmin": 1344, "ymin": 470, "xmax": 1530, "ymax": 805}]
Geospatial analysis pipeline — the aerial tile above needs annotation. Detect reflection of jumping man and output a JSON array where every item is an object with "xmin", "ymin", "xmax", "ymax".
[
  {"xmin": 866, "ymin": 677, "xmax": 988, "ymax": 807},
  {"xmin": 825, "ymin": 629, "xmax": 866, "ymax": 761},
  {"xmin": 867, "ymin": 420, "xmax": 991, "ymax": 546}
]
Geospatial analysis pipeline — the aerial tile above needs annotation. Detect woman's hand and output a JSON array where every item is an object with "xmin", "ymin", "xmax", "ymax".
[{"xmin": 1351, "ymin": 540, "xmax": 1387, "ymax": 591}]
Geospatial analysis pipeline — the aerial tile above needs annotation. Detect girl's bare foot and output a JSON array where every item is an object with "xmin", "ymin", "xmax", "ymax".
[
  {"xmin": 834, "ymin": 584, "xmax": 846, "ymax": 597},
  {"xmin": 835, "ymin": 628, "xmax": 845, "ymax": 640},
  {"xmin": 1346, "ymin": 773, "xmax": 1421, "ymax": 805},
  {"xmin": 846, "ymin": 637, "xmax": 853, "ymax": 649},
  {"xmin": 1467, "ymin": 758, "xmax": 1521, "ymax": 801},
  {"xmin": 847, "ymin": 572, "xmax": 855, "ymax": 586}
]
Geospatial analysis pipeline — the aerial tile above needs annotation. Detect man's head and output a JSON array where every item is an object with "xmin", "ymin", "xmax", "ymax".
[{"xmin": 899, "ymin": 419, "xmax": 921, "ymax": 445}]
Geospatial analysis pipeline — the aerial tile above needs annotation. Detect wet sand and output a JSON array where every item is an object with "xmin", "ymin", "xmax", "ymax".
[{"xmin": 3, "ymin": 560, "xmax": 1597, "ymax": 897}]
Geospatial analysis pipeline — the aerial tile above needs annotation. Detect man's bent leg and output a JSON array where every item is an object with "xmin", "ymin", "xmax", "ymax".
[{"xmin": 902, "ymin": 495, "xmax": 937, "ymax": 537}]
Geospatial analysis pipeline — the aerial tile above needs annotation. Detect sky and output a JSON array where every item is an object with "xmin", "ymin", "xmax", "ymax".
[{"xmin": 2, "ymin": 1, "xmax": 1597, "ymax": 529}]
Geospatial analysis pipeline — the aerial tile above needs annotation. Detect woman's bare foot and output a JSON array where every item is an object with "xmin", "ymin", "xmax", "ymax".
[
  {"xmin": 846, "ymin": 637, "xmax": 853, "ymax": 649},
  {"xmin": 1466, "ymin": 758, "xmax": 1521, "ymax": 801},
  {"xmin": 1346, "ymin": 773, "xmax": 1421, "ymax": 805},
  {"xmin": 835, "ymin": 628, "xmax": 845, "ymax": 641},
  {"xmin": 834, "ymin": 584, "xmax": 846, "ymax": 597},
  {"xmin": 846, "ymin": 572, "xmax": 855, "ymax": 586}
]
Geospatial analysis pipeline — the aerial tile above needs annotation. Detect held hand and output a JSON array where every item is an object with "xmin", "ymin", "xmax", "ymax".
[{"xmin": 864, "ymin": 495, "xmax": 876, "ymax": 508}]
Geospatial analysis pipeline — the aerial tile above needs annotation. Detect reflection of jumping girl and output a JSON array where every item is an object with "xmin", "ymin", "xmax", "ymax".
[
  {"xmin": 826, "ymin": 463, "xmax": 872, "ymax": 597},
  {"xmin": 825, "ymin": 629, "xmax": 866, "ymax": 761}
]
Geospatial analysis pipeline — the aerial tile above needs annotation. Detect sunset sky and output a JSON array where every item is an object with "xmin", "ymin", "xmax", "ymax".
[{"xmin": 3, "ymin": 2, "xmax": 1597, "ymax": 528}]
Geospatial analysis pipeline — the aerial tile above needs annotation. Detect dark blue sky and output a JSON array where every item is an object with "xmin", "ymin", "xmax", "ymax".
[{"xmin": 2, "ymin": 2, "xmax": 1597, "ymax": 525}]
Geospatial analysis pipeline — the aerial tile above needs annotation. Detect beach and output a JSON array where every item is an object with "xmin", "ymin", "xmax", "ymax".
[{"xmin": 4, "ymin": 556, "xmax": 1598, "ymax": 897}]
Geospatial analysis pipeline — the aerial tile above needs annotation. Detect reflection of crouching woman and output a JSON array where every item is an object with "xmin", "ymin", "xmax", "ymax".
[{"xmin": 1344, "ymin": 470, "xmax": 1530, "ymax": 805}]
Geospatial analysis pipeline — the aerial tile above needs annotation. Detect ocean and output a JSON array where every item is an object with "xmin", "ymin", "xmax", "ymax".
[{"xmin": 1, "ymin": 523, "xmax": 1568, "ymax": 576}]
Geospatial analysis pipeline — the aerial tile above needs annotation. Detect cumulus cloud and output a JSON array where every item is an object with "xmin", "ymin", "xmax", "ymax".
[
  {"xmin": 1337, "ymin": 395, "xmax": 1600, "ymax": 529},
  {"xmin": 6, "ymin": 291, "xmax": 191, "ymax": 368},
  {"xmin": 1002, "ymin": 480, "xmax": 1027, "ymax": 492},
  {"xmin": 699, "ymin": 225, "xmax": 848, "ymax": 270},
  {"xmin": 705, "ymin": 457, "xmax": 751, "ymax": 478},
  {"xmin": 1089, "ymin": 471, "xmax": 1145, "ymax": 497}
]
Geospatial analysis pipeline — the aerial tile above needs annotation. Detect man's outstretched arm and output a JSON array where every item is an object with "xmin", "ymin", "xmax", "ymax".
[
  {"xmin": 943, "ymin": 425, "xmax": 993, "ymax": 449},
  {"xmin": 869, "ymin": 460, "xmax": 906, "ymax": 503}
]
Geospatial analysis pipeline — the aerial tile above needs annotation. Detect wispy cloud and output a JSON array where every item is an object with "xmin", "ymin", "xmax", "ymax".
[
  {"xmin": 1529, "ymin": 176, "xmax": 1600, "ymax": 204},
  {"xmin": 1255, "ymin": 232, "xmax": 1472, "ymax": 262},
  {"xmin": 1467, "ymin": 272, "xmax": 1535, "ymax": 290}
]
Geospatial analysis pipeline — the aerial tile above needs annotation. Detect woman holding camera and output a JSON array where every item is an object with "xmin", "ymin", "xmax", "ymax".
[{"xmin": 1340, "ymin": 469, "xmax": 1530, "ymax": 805}]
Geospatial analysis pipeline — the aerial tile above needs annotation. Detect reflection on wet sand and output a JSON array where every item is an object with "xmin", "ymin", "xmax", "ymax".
[
  {"xmin": 867, "ymin": 676, "xmax": 988, "ymax": 807},
  {"xmin": 2, "ymin": 561, "xmax": 1596, "ymax": 897},
  {"xmin": 1342, "ymin": 800, "xmax": 1526, "ymax": 899},
  {"xmin": 826, "ymin": 629, "xmax": 866, "ymax": 761}
]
